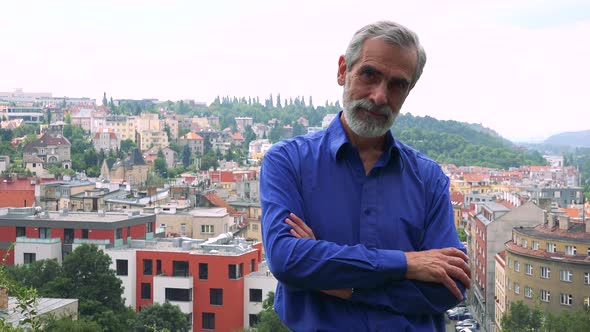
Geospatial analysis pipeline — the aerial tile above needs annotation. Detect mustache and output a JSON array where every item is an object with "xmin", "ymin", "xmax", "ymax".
[{"xmin": 348, "ymin": 99, "xmax": 392, "ymax": 116}]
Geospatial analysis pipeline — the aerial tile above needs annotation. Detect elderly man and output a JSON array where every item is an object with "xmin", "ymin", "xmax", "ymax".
[{"xmin": 260, "ymin": 21, "xmax": 471, "ymax": 332}]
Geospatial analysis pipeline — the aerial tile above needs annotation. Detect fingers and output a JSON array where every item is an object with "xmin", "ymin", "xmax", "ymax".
[
  {"xmin": 289, "ymin": 213, "xmax": 316, "ymax": 239},
  {"xmin": 285, "ymin": 213, "xmax": 316, "ymax": 240},
  {"xmin": 442, "ymin": 273, "xmax": 463, "ymax": 301}
]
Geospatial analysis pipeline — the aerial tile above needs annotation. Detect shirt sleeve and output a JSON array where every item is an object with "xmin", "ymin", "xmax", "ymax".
[
  {"xmin": 261, "ymin": 144, "xmax": 408, "ymax": 290},
  {"xmin": 348, "ymin": 165, "xmax": 466, "ymax": 314}
]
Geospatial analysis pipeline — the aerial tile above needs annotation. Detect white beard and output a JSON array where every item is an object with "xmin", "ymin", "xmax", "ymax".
[{"xmin": 342, "ymin": 82, "xmax": 397, "ymax": 138}]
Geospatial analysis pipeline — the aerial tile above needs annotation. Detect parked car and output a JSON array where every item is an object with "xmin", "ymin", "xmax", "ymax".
[
  {"xmin": 446, "ymin": 306, "xmax": 468, "ymax": 315},
  {"xmin": 455, "ymin": 319, "xmax": 479, "ymax": 331},
  {"xmin": 448, "ymin": 311, "xmax": 473, "ymax": 321},
  {"xmin": 457, "ymin": 329, "xmax": 473, "ymax": 332}
]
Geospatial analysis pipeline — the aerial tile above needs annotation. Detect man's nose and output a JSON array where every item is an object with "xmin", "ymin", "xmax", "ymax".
[{"xmin": 370, "ymin": 82, "xmax": 388, "ymax": 106}]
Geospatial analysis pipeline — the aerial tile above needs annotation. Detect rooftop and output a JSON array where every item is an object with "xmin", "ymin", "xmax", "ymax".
[
  {"xmin": 513, "ymin": 222, "xmax": 590, "ymax": 243},
  {"xmin": 1, "ymin": 297, "xmax": 78, "ymax": 326},
  {"xmin": 0, "ymin": 208, "xmax": 150, "ymax": 223}
]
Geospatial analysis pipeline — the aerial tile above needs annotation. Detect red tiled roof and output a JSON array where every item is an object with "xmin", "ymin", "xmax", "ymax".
[
  {"xmin": 231, "ymin": 133, "xmax": 244, "ymax": 140},
  {"xmin": 559, "ymin": 208, "xmax": 580, "ymax": 218},
  {"xmin": 180, "ymin": 132, "xmax": 203, "ymax": 140},
  {"xmin": 204, "ymin": 191, "xmax": 239, "ymax": 215},
  {"xmin": 463, "ymin": 173, "xmax": 488, "ymax": 183}
]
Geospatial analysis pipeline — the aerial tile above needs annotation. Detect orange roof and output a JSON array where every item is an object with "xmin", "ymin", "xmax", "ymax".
[
  {"xmin": 231, "ymin": 132, "xmax": 244, "ymax": 140},
  {"xmin": 180, "ymin": 132, "xmax": 203, "ymax": 140},
  {"xmin": 530, "ymin": 166, "xmax": 550, "ymax": 172},
  {"xmin": 463, "ymin": 173, "xmax": 487, "ymax": 183},
  {"xmin": 204, "ymin": 191, "xmax": 240, "ymax": 215},
  {"xmin": 559, "ymin": 208, "xmax": 580, "ymax": 218}
]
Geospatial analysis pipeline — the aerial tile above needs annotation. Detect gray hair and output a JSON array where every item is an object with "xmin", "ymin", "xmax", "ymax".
[{"xmin": 344, "ymin": 21, "xmax": 427, "ymax": 87}]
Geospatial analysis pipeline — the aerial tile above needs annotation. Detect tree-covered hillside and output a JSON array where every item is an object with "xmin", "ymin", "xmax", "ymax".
[{"xmin": 392, "ymin": 113, "xmax": 546, "ymax": 168}]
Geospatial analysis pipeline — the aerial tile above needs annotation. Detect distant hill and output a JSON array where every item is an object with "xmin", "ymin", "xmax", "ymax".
[
  {"xmin": 391, "ymin": 113, "xmax": 546, "ymax": 168},
  {"xmin": 544, "ymin": 130, "xmax": 590, "ymax": 147}
]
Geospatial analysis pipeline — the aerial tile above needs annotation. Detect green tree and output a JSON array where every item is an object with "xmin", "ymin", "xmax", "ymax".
[
  {"xmin": 457, "ymin": 228, "xmax": 467, "ymax": 242},
  {"xmin": 199, "ymin": 151, "xmax": 219, "ymax": 171},
  {"xmin": 43, "ymin": 316, "xmax": 103, "ymax": 332},
  {"xmin": 135, "ymin": 302, "xmax": 190, "ymax": 332},
  {"xmin": 120, "ymin": 139, "xmax": 137, "ymax": 156},
  {"xmin": 102, "ymin": 92, "xmax": 108, "ymax": 106},
  {"xmin": 252, "ymin": 291, "xmax": 291, "ymax": 332},
  {"xmin": 181, "ymin": 144, "xmax": 191, "ymax": 168},
  {"xmin": 154, "ymin": 157, "xmax": 168, "ymax": 178},
  {"xmin": 501, "ymin": 300, "xmax": 542, "ymax": 332}
]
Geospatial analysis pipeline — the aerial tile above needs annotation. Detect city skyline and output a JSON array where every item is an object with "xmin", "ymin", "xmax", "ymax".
[{"xmin": 2, "ymin": 0, "xmax": 589, "ymax": 142}]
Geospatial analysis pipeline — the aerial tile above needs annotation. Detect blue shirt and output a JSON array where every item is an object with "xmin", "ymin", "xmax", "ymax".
[{"xmin": 260, "ymin": 113, "xmax": 466, "ymax": 332}]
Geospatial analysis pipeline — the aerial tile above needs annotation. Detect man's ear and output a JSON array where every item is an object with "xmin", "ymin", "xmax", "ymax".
[{"xmin": 337, "ymin": 55, "xmax": 347, "ymax": 86}]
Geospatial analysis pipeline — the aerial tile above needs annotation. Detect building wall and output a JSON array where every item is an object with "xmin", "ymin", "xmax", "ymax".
[
  {"xmin": 108, "ymin": 249, "xmax": 137, "ymax": 308},
  {"xmin": 243, "ymin": 271, "xmax": 278, "ymax": 328},
  {"xmin": 14, "ymin": 240, "xmax": 62, "ymax": 265},
  {"xmin": 494, "ymin": 256, "xmax": 506, "ymax": 332}
]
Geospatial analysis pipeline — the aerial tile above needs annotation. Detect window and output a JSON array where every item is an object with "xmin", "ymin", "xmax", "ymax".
[
  {"xmin": 250, "ymin": 259, "xmax": 256, "ymax": 273},
  {"xmin": 522, "ymin": 239, "xmax": 528, "ymax": 248},
  {"xmin": 39, "ymin": 227, "xmax": 50, "ymax": 239},
  {"xmin": 508, "ymin": 279, "xmax": 512, "ymax": 290},
  {"xmin": 249, "ymin": 314, "xmax": 259, "ymax": 327},
  {"xmin": 201, "ymin": 224, "xmax": 214, "ymax": 234},
  {"xmin": 565, "ymin": 245, "xmax": 577, "ymax": 256},
  {"xmin": 585, "ymin": 272, "xmax": 590, "ymax": 285},
  {"xmin": 514, "ymin": 261, "xmax": 520, "ymax": 272},
  {"xmin": 147, "ymin": 222, "xmax": 153, "ymax": 233},
  {"xmin": 525, "ymin": 264, "xmax": 533, "ymax": 276},
  {"xmin": 252, "ymin": 223, "xmax": 258, "ymax": 231},
  {"xmin": 156, "ymin": 259, "xmax": 162, "ymax": 275},
  {"xmin": 116, "ymin": 228, "xmax": 122, "ymax": 239},
  {"xmin": 16, "ymin": 226, "xmax": 25, "ymax": 237},
  {"xmin": 541, "ymin": 267, "xmax": 550, "ymax": 279},
  {"xmin": 180, "ymin": 223, "xmax": 187, "ymax": 236},
  {"xmin": 560, "ymin": 293, "xmax": 573, "ymax": 305},
  {"xmin": 143, "ymin": 259, "xmax": 153, "ymax": 275},
  {"xmin": 249, "ymin": 288, "xmax": 263, "ymax": 302},
  {"xmin": 541, "ymin": 289, "xmax": 550, "ymax": 302},
  {"xmin": 547, "ymin": 243, "xmax": 556, "ymax": 253},
  {"xmin": 210, "ymin": 288, "xmax": 223, "ymax": 305},
  {"xmin": 141, "ymin": 283, "xmax": 151, "ymax": 299},
  {"xmin": 585, "ymin": 297, "xmax": 590, "ymax": 308},
  {"xmin": 202, "ymin": 312, "xmax": 215, "ymax": 330},
  {"xmin": 23, "ymin": 253, "xmax": 36, "ymax": 265},
  {"xmin": 560, "ymin": 270, "xmax": 573, "ymax": 282},
  {"xmin": 587, "ymin": 248, "xmax": 590, "ymax": 257},
  {"xmin": 229, "ymin": 263, "xmax": 243, "ymax": 279},
  {"xmin": 199, "ymin": 263, "xmax": 208, "ymax": 280},
  {"xmin": 532, "ymin": 241, "xmax": 539, "ymax": 250},
  {"xmin": 116, "ymin": 259, "xmax": 128, "ymax": 276},
  {"xmin": 525, "ymin": 287, "xmax": 533, "ymax": 298},
  {"xmin": 165, "ymin": 288, "xmax": 191, "ymax": 302},
  {"xmin": 173, "ymin": 261, "xmax": 189, "ymax": 277},
  {"xmin": 82, "ymin": 229, "xmax": 89, "ymax": 239},
  {"xmin": 514, "ymin": 283, "xmax": 520, "ymax": 294}
]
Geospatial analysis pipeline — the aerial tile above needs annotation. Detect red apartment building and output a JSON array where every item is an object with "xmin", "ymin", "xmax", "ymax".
[
  {"xmin": 107, "ymin": 235, "xmax": 264, "ymax": 331},
  {"xmin": 0, "ymin": 207, "xmax": 157, "ymax": 265}
]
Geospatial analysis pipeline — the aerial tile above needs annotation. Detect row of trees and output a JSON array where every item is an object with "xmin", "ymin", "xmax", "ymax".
[
  {"xmin": 1, "ymin": 244, "xmax": 190, "ymax": 331},
  {"xmin": 501, "ymin": 300, "xmax": 590, "ymax": 332}
]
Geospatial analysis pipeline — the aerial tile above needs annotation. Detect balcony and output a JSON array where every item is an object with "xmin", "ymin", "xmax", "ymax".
[
  {"xmin": 167, "ymin": 300, "xmax": 192, "ymax": 314},
  {"xmin": 154, "ymin": 274, "xmax": 193, "ymax": 290},
  {"xmin": 73, "ymin": 239, "xmax": 110, "ymax": 246},
  {"xmin": 16, "ymin": 236, "xmax": 60, "ymax": 244}
]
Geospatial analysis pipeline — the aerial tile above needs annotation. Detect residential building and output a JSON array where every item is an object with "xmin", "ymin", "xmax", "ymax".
[
  {"xmin": 157, "ymin": 207, "xmax": 233, "ymax": 239},
  {"xmin": 0, "ymin": 176, "xmax": 36, "ymax": 208},
  {"xmin": 92, "ymin": 128, "xmax": 120, "ymax": 153},
  {"xmin": 0, "ymin": 155, "xmax": 10, "ymax": 173},
  {"xmin": 164, "ymin": 118, "xmax": 179, "ymax": 140},
  {"xmin": 37, "ymin": 180, "xmax": 95, "ymax": 211},
  {"xmin": 143, "ymin": 146, "xmax": 176, "ymax": 169},
  {"xmin": 178, "ymin": 132, "xmax": 204, "ymax": 156},
  {"xmin": 105, "ymin": 115, "xmax": 136, "ymax": 142},
  {"xmin": 235, "ymin": 117, "xmax": 253, "ymax": 133},
  {"xmin": 469, "ymin": 201, "xmax": 544, "ymax": 332},
  {"xmin": 70, "ymin": 108, "xmax": 94, "ymax": 132},
  {"xmin": 522, "ymin": 186, "xmax": 584, "ymax": 208},
  {"xmin": 504, "ymin": 213, "xmax": 590, "ymax": 313},
  {"xmin": 22, "ymin": 132, "xmax": 71, "ymax": 169},
  {"xmin": 0, "ymin": 294, "xmax": 78, "ymax": 329},
  {"xmin": 106, "ymin": 234, "xmax": 267, "ymax": 331},
  {"xmin": 243, "ymin": 263, "xmax": 277, "ymax": 328},
  {"xmin": 0, "ymin": 106, "xmax": 44, "ymax": 124},
  {"xmin": 139, "ymin": 130, "xmax": 168, "ymax": 152},
  {"xmin": 494, "ymin": 251, "xmax": 507, "ymax": 332},
  {"xmin": 108, "ymin": 149, "xmax": 149, "ymax": 186},
  {"xmin": 0, "ymin": 207, "xmax": 157, "ymax": 266}
]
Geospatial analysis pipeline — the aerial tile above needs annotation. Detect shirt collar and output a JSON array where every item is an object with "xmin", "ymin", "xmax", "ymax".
[{"xmin": 328, "ymin": 111, "xmax": 400, "ymax": 163}]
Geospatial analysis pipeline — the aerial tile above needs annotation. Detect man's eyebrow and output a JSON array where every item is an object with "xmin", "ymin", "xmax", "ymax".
[{"xmin": 358, "ymin": 64, "xmax": 381, "ymax": 75}]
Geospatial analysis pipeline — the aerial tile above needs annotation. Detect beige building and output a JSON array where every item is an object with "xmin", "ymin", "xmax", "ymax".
[
  {"xmin": 139, "ymin": 130, "xmax": 168, "ymax": 152},
  {"xmin": 164, "ymin": 118, "xmax": 179, "ymax": 140},
  {"xmin": 106, "ymin": 115, "xmax": 136, "ymax": 142},
  {"xmin": 504, "ymin": 214, "xmax": 590, "ymax": 313},
  {"xmin": 135, "ymin": 113, "xmax": 161, "ymax": 132},
  {"xmin": 156, "ymin": 207, "xmax": 233, "ymax": 239},
  {"xmin": 22, "ymin": 132, "xmax": 71, "ymax": 169},
  {"xmin": 92, "ymin": 128, "xmax": 119, "ymax": 153},
  {"xmin": 494, "ymin": 251, "xmax": 507, "ymax": 331},
  {"xmin": 178, "ymin": 132, "xmax": 204, "ymax": 155}
]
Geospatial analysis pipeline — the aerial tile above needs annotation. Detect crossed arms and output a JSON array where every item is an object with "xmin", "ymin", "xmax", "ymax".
[{"xmin": 260, "ymin": 147, "xmax": 471, "ymax": 315}]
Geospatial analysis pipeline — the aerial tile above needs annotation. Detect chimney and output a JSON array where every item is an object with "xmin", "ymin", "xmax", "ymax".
[
  {"xmin": 548, "ymin": 213, "xmax": 556, "ymax": 229},
  {"xmin": 0, "ymin": 287, "xmax": 8, "ymax": 311},
  {"xmin": 558, "ymin": 215, "xmax": 570, "ymax": 231}
]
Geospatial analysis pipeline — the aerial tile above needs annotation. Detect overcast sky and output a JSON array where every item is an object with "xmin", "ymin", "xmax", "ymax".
[{"xmin": 2, "ymin": 0, "xmax": 589, "ymax": 142}]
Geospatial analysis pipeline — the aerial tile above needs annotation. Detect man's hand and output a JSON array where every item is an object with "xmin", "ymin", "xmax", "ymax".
[
  {"xmin": 285, "ymin": 213, "xmax": 352, "ymax": 300},
  {"xmin": 405, "ymin": 248, "xmax": 471, "ymax": 301},
  {"xmin": 285, "ymin": 213, "xmax": 316, "ymax": 240}
]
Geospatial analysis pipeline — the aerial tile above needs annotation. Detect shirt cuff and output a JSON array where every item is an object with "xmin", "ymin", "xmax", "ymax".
[{"xmin": 376, "ymin": 249, "xmax": 407, "ymax": 281}]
